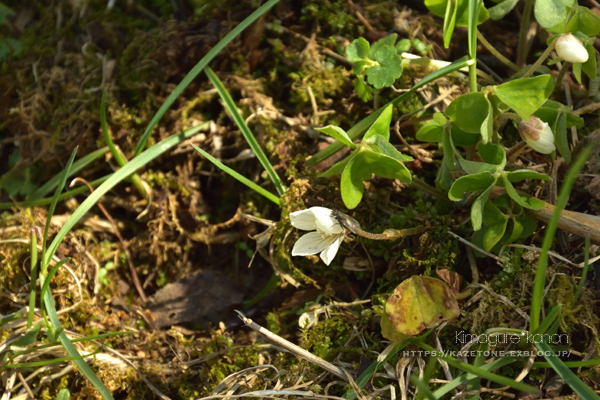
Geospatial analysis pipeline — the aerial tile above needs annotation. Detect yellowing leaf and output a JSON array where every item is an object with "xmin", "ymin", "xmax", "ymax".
[{"xmin": 385, "ymin": 276, "xmax": 460, "ymax": 336}]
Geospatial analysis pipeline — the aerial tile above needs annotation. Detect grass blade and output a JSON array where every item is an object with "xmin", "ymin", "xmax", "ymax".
[
  {"xmin": 533, "ymin": 358, "xmax": 600, "ymax": 368},
  {"xmin": 305, "ymin": 56, "xmax": 472, "ymax": 166},
  {"xmin": 205, "ymin": 67, "xmax": 286, "ymax": 195},
  {"xmin": 133, "ymin": 0, "xmax": 281, "ymax": 157},
  {"xmin": 529, "ymin": 145, "xmax": 593, "ymax": 331},
  {"xmin": 192, "ymin": 145, "xmax": 282, "ymax": 206},
  {"xmin": 40, "ymin": 257, "xmax": 71, "ymax": 312},
  {"xmin": 412, "ymin": 341, "xmax": 539, "ymax": 394},
  {"xmin": 41, "ymin": 149, "xmax": 77, "ymax": 274},
  {"xmin": 100, "ymin": 90, "xmax": 148, "ymax": 200},
  {"xmin": 26, "ymin": 147, "xmax": 109, "ymax": 201},
  {"xmin": 535, "ymin": 341, "xmax": 600, "ymax": 400},
  {"xmin": 1, "ymin": 175, "xmax": 111, "ymax": 210},
  {"xmin": 27, "ymin": 229, "xmax": 38, "ymax": 328}
]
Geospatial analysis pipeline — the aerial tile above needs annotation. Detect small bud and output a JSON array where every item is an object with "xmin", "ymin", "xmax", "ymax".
[
  {"xmin": 556, "ymin": 33, "xmax": 589, "ymax": 64},
  {"xmin": 517, "ymin": 116, "xmax": 556, "ymax": 154}
]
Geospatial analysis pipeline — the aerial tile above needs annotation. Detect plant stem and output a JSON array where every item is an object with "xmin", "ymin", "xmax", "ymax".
[
  {"xmin": 477, "ymin": 30, "xmax": 519, "ymax": 72},
  {"xmin": 554, "ymin": 61, "xmax": 571, "ymax": 90},
  {"xmin": 517, "ymin": 0, "xmax": 535, "ymax": 67},
  {"xmin": 521, "ymin": 40, "xmax": 557, "ymax": 78}
]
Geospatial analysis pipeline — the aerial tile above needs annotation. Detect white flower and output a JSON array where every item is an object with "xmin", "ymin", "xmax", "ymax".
[
  {"xmin": 290, "ymin": 207, "xmax": 344, "ymax": 266},
  {"xmin": 556, "ymin": 33, "xmax": 589, "ymax": 64},
  {"xmin": 517, "ymin": 116, "xmax": 556, "ymax": 154}
]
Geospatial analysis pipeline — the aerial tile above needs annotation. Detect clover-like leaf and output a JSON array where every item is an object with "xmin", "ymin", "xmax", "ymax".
[
  {"xmin": 315, "ymin": 125, "xmax": 356, "ymax": 149},
  {"xmin": 366, "ymin": 46, "xmax": 403, "ymax": 89},
  {"xmin": 494, "ymin": 75, "xmax": 554, "ymax": 121},
  {"xmin": 369, "ymin": 34, "xmax": 398, "ymax": 58},
  {"xmin": 385, "ymin": 276, "xmax": 460, "ymax": 336},
  {"xmin": 346, "ymin": 37, "xmax": 370, "ymax": 62}
]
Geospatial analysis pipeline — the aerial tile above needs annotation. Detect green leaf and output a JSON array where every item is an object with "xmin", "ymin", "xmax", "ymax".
[
  {"xmin": 449, "ymin": 172, "xmax": 495, "ymax": 201},
  {"xmin": 425, "ymin": 0, "xmax": 489, "ymax": 26},
  {"xmin": 341, "ymin": 156, "xmax": 368, "ymax": 209},
  {"xmin": 451, "ymin": 125, "xmax": 480, "ymax": 147},
  {"xmin": 573, "ymin": 62, "xmax": 583, "ymax": 85},
  {"xmin": 479, "ymin": 143, "xmax": 506, "ymax": 166},
  {"xmin": 442, "ymin": 129, "xmax": 455, "ymax": 171},
  {"xmin": 494, "ymin": 75, "xmax": 554, "ymax": 121},
  {"xmin": 471, "ymin": 185, "xmax": 494, "ymax": 231},
  {"xmin": 315, "ymin": 125, "xmax": 356, "ymax": 149},
  {"xmin": 481, "ymin": 96, "xmax": 494, "ymax": 144},
  {"xmin": 417, "ymin": 125, "xmax": 444, "ymax": 142},
  {"xmin": 458, "ymin": 158, "xmax": 498, "ymax": 175},
  {"xmin": 396, "ymin": 39, "xmax": 412, "ymax": 53},
  {"xmin": 364, "ymin": 104, "xmax": 393, "ymax": 141},
  {"xmin": 482, "ymin": 202, "xmax": 508, "ymax": 251},
  {"xmin": 554, "ymin": 113, "xmax": 571, "ymax": 164},
  {"xmin": 361, "ymin": 147, "xmax": 412, "ymax": 183},
  {"xmin": 582, "ymin": 43, "xmax": 597, "ymax": 80},
  {"xmin": 502, "ymin": 176, "xmax": 545, "ymax": 209},
  {"xmin": 507, "ymin": 169, "xmax": 552, "ymax": 182},
  {"xmin": 369, "ymin": 34, "xmax": 397, "ymax": 58},
  {"xmin": 346, "ymin": 37, "xmax": 371, "ymax": 62},
  {"xmin": 565, "ymin": 6, "xmax": 600, "ymax": 36},
  {"xmin": 354, "ymin": 77, "xmax": 373, "ymax": 102},
  {"xmin": 445, "ymin": 93, "xmax": 489, "ymax": 133},
  {"xmin": 366, "ymin": 46, "xmax": 404, "ymax": 89},
  {"xmin": 534, "ymin": 0, "xmax": 568, "ymax": 30},
  {"xmin": 519, "ymin": 214, "xmax": 538, "ymax": 238},
  {"xmin": 505, "ymin": 218, "xmax": 525, "ymax": 243},
  {"xmin": 368, "ymin": 135, "xmax": 414, "ymax": 162},
  {"xmin": 443, "ymin": 0, "xmax": 459, "ymax": 47},
  {"xmin": 488, "ymin": 0, "xmax": 519, "ymax": 20},
  {"xmin": 57, "ymin": 389, "xmax": 71, "ymax": 400}
]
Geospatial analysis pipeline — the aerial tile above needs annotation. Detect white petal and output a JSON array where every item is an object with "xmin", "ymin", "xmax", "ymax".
[
  {"xmin": 556, "ymin": 33, "xmax": 589, "ymax": 64},
  {"xmin": 319, "ymin": 234, "xmax": 344, "ymax": 265},
  {"xmin": 292, "ymin": 231, "xmax": 332, "ymax": 256},
  {"xmin": 290, "ymin": 209, "xmax": 318, "ymax": 231},
  {"xmin": 527, "ymin": 122, "xmax": 555, "ymax": 154},
  {"xmin": 310, "ymin": 207, "xmax": 344, "ymax": 234}
]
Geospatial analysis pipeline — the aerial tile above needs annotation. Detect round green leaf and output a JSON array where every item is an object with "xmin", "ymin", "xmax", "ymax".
[
  {"xmin": 361, "ymin": 148, "xmax": 412, "ymax": 183},
  {"xmin": 445, "ymin": 93, "xmax": 488, "ymax": 133},
  {"xmin": 425, "ymin": 0, "xmax": 489, "ymax": 26},
  {"xmin": 369, "ymin": 34, "xmax": 398, "ymax": 58},
  {"xmin": 451, "ymin": 126, "xmax": 480, "ymax": 147},
  {"xmin": 534, "ymin": 0, "xmax": 568, "ymax": 30},
  {"xmin": 479, "ymin": 143, "xmax": 506, "ymax": 166}
]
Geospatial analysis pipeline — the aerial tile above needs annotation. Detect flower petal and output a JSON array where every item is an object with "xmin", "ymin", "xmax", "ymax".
[
  {"xmin": 290, "ymin": 209, "xmax": 318, "ymax": 231},
  {"xmin": 292, "ymin": 231, "xmax": 332, "ymax": 256},
  {"xmin": 311, "ymin": 207, "xmax": 344, "ymax": 234},
  {"xmin": 319, "ymin": 234, "xmax": 344, "ymax": 265}
]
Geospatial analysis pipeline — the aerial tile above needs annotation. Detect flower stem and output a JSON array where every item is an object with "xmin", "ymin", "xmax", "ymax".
[
  {"xmin": 477, "ymin": 30, "xmax": 519, "ymax": 72},
  {"xmin": 521, "ymin": 40, "xmax": 557, "ymax": 78}
]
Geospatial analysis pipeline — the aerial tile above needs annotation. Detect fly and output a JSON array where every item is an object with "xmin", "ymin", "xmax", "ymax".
[{"xmin": 331, "ymin": 210, "xmax": 388, "ymax": 240}]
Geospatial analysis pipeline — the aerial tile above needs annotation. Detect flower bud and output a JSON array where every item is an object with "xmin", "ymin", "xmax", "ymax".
[
  {"xmin": 517, "ymin": 116, "xmax": 556, "ymax": 154},
  {"xmin": 556, "ymin": 33, "xmax": 589, "ymax": 64}
]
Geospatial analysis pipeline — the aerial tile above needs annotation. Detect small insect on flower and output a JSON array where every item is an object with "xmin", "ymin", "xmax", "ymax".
[{"xmin": 290, "ymin": 207, "xmax": 345, "ymax": 266}]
